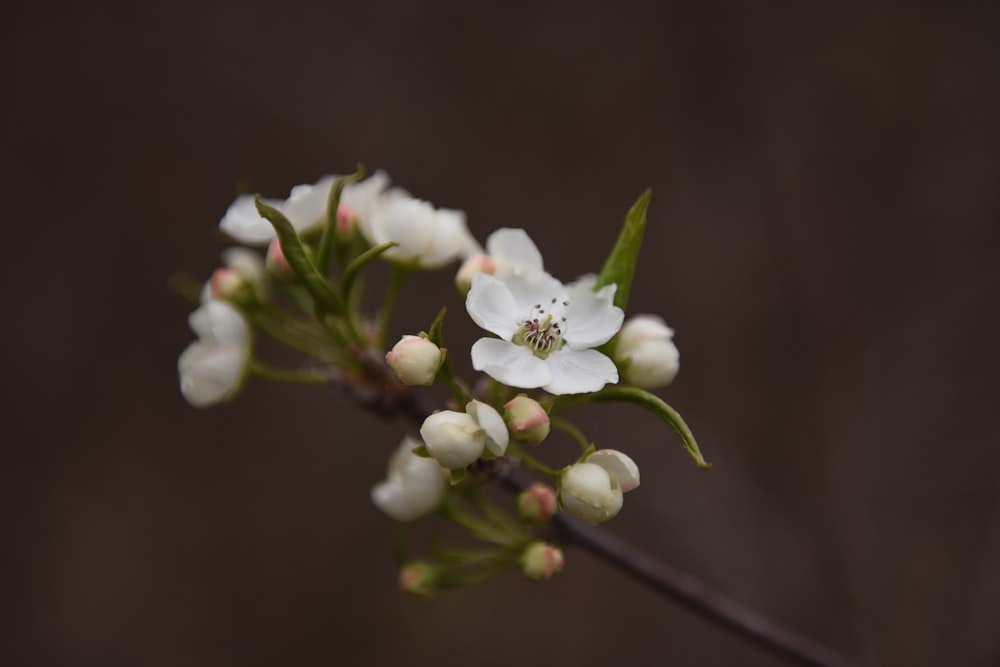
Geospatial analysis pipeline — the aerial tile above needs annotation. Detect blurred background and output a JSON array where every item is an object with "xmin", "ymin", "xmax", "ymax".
[{"xmin": 3, "ymin": 1, "xmax": 999, "ymax": 665}]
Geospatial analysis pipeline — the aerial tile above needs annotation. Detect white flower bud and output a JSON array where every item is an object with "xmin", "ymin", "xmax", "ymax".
[
  {"xmin": 419, "ymin": 401, "xmax": 508, "ymax": 469},
  {"xmin": 385, "ymin": 335, "xmax": 443, "ymax": 386},
  {"xmin": 516, "ymin": 483, "xmax": 557, "ymax": 524},
  {"xmin": 503, "ymin": 395, "xmax": 550, "ymax": 446},
  {"xmin": 419, "ymin": 411, "xmax": 484, "ymax": 469},
  {"xmin": 615, "ymin": 315, "xmax": 679, "ymax": 389},
  {"xmin": 455, "ymin": 253, "xmax": 497, "ymax": 295},
  {"xmin": 520, "ymin": 542, "xmax": 565, "ymax": 580},
  {"xmin": 178, "ymin": 300, "xmax": 250, "ymax": 408},
  {"xmin": 371, "ymin": 436, "xmax": 448, "ymax": 521},
  {"xmin": 559, "ymin": 462, "xmax": 624, "ymax": 524}
]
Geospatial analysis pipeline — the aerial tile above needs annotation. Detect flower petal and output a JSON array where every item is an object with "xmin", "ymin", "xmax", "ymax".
[
  {"xmin": 467, "ymin": 400, "xmax": 509, "ymax": 456},
  {"xmin": 588, "ymin": 449, "xmax": 640, "ymax": 492},
  {"xmin": 178, "ymin": 342, "xmax": 246, "ymax": 407},
  {"xmin": 219, "ymin": 194, "xmax": 284, "ymax": 246},
  {"xmin": 281, "ymin": 175, "xmax": 338, "ymax": 232},
  {"xmin": 471, "ymin": 338, "xmax": 551, "ymax": 389},
  {"xmin": 486, "ymin": 228, "xmax": 544, "ymax": 276},
  {"xmin": 562, "ymin": 279, "xmax": 624, "ymax": 349},
  {"xmin": 466, "ymin": 274, "xmax": 521, "ymax": 340},
  {"xmin": 188, "ymin": 300, "xmax": 249, "ymax": 347},
  {"xmin": 542, "ymin": 348, "xmax": 618, "ymax": 395},
  {"xmin": 419, "ymin": 208, "xmax": 473, "ymax": 268}
]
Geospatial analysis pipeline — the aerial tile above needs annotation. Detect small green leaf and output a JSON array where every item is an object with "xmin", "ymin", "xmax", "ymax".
[
  {"xmin": 316, "ymin": 165, "xmax": 366, "ymax": 273},
  {"xmin": 254, "ymin": 197, "xmax": 344, "ymax": 315},
  {"xmin": 411, "ymin": 444, "xmax": 431, "ymax": 458},
  {"xmin": 427, "ymin": 307, "xmax": 447, "ymax": 348},
  {"xmin": 595, "ymin": 188, "xmax": 651, "ymax": 311},
  {"xmin": 340, "ymin": 241, "xmax": 398, "ymax": 299},
  {"xmin": 556, "ymin": 385, "xmax": 711, "ymax": 470}
]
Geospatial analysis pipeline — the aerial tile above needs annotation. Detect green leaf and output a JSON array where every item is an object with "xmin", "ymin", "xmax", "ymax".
[
  {"xmin": 254, "ymin": 197, "xmax": 344, "ymax": 315},
  {"xmin": 316, "ymin": 165, "xmax": 366, "ymax": 273},
  {"xmin": 595, "ymin": 188, "xmax": 651, "ymax": 311},
  {"xmin": 340, "ymin": 241, "xmax": 398, "ymax": 300},
  {"xmin": 556, "ymin": 385, "xmax": 711, "ymax": 470}
]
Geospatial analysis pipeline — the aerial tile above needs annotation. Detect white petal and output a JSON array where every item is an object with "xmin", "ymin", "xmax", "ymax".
[
  {"xmin": 188, "ymin": 300, "xmax": 248, "ymax": 347},
  {"xmin": 466, "ymin": 400, "xmax": 509, "ymax": 456},
  {"xmin": 466, "ymin": 273, "xmax": 521, "ymax": 340},
  {"xmin": 617, "ymin": 314, "xmax": 673, "ymax": 348},
  {"xmin": 588, "ymin": 449, "xmax": 640, "ymax": 492},
  {"xmin": 563, "ymin": 280, "xmax": 624, "ymax": 349},
  {"xmin": 486, "ymin": 228, "xmax": 544, "ymax": 276},
  {"xmin": 219, "ymin": 194, "xmax": 282, "ymax": 246},
  {"xmin": 501, "ymin": 270, "xmax": 566, "ymax": 316},
  {"xmin": 178, "ymin": 342, "xmax": 246, "ymax": 407},
  {"xmin": 419, "ymin": 208, "xmax": 471, "ymax": 268},
  {"xmin": 341, "ymin": 170, "xmax": 390, "ymax": 231},
  {"xmin": 281, "ymin": 175, "xmax": 338, "ymax": 232},
  {"xmin": 471, "ymin": 338, "xmax": 551, "ymax": 389},
  {"xmin": 542, "ymin": 348, "xmax": 618, "ymax": 395}
]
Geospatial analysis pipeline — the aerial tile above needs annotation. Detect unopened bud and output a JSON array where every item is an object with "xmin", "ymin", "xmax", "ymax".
[
  {"xmin": 503, "ymin": 395, "xmax": 550, "ymax": 446},
  {"xmin": 209, "ymin": 268, "xmax": 254, "ymax": 304},
  {"xmin": 265, "ymin": 238, "xmax": 293, "ymax": 280},
  {"xmin": 398, "ymin": 561, "xmax": 437, "ymax": 598},
  {"xmin": 386, "ymin": 335, "xmax": 443, "ymax": 386},
  {"xmin": 455, "ymin": 253, "xmax": 497, "ymax": 295},
  {"xmin": 520, "ymin": 542, "xmax": 565, "ymax": 581},
  {"xmin": 336, "ymin": 204, "xmax": 357, "ymax": 238},
  {"xmin": 516, "ymin": 483, "xmax": 557, "ymax": 524},
  {"xmin": 615, "ymin": 315, "xmax": 680, "ymax": 389}
]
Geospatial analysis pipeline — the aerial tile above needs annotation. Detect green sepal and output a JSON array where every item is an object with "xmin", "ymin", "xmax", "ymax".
[
  {"xmin": 595, "ymin": 188, "xmax": 651, "ymax": 311},
  {"xmin": 340, "ymin": 241, "xmax": 398, "ymax": 299},
  {"xmin": 411, "ymin": 444, "xmax": 431, "ymax": 458},
  {"xmin": 427, "ymin": 307, "xmax": 447, "ymax": 347},
  {"xmin": 254, "ymin": 197, "xmax": 344, "ymax": 315},
  {"xmin": 450, "ymin": 468, "xmax": 467, "ymax": 485},
  {"xmin": 557, "ymin": 385, "xmax": 711, "ymax": 470}
]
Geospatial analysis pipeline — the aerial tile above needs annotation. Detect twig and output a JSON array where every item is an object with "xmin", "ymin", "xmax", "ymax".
[{"xmin": 347, "ymin": 370, "xmax": 860, "ymax": 667}]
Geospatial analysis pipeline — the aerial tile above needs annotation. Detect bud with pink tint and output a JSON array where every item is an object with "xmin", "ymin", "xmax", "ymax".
[
  {"xmin": 209, "ymin": 267, "xmax": 254, "ymax": 304},
  {"xmin": 398, "ymin": 561, "xmax": 438, "ymax": 598},
  {"xmin": 455, "ymin": 253, "xmax": 497, "ymax": 295},
  {"xmin": 520, "ymin": 542, "xmax": 565, "ymax": 580},
  {"xmin": 386, "ymin": 335, "xmax": 443, "ymax": 386},
  {"xmin": 265, "ymin": 238, "xmax": 294, "ymax": 281},
  {"xmin": 503, "ymin": 395, "xmax": 550, "ymax": 446},
  {"xmin": 516, "ymin": 483, "xmax": 557, "ymax": 524}
]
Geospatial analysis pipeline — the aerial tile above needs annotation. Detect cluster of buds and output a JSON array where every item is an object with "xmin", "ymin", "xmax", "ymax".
[{"xmin": 178, "ymin": 165, "xmax": 709, "ymax": 595}]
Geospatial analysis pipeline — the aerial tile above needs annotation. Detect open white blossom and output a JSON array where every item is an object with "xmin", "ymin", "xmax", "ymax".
[
  {"xmin": 363, "ymin": 189, "xmax": 480, "ymax": 269},
  {"xmin": 371, "ymin": 436, "xmax": 448, "ymax": 521},
  {"xmin": 178, "ymin": 300, "xmax": 250, "ymax": 407},
  {"xmin": 466, "ymin": 271, "xmax": 624, "ymax": 395},
  {"xmin": 219, "ymin": 172, "xmax": 390, "ymax": 246}
]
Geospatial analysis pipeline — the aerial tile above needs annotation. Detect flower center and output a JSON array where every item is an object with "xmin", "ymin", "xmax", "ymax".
[{"xmin": 515, "ymin": 298, "xmax": 569, "ymax": 359}]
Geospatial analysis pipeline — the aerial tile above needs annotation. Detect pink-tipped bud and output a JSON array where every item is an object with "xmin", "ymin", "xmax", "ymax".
[
  {"xmin": 209, "ymin": 268, "xmax": 254, "ymax": 304},
  {"xmin": 503, "ymin": 395, "xmax": 550, "ymax": 446},
  {"xmin": 265, "ymin": 238, "xmax": 293, "ymax": 281},
  {"xmin": 398, "ymin": 561, "xmax": 437, "ymax": 598},
  {"xmin": 455, "ymin": 253, "xmax": 497, "ymax": 295},
  {"xmin": 336, "ymin": 204, "xmax": 357, "ymax": 238},
  {"xmin": 520, "ymin": 542, "xmax": 565, "ymax": 581},
  {"xmin": 386, "ymin": 335, "xmax": 443, "ymax": 386},
  {"xmin": 516, "ymin": 483, "xmax": 557, "ymax": 524}
]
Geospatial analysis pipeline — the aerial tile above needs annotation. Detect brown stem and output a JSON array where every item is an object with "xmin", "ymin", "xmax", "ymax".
[{"xmin": 349, "ymin": 371, "xmax": 860, "ymax": 667}]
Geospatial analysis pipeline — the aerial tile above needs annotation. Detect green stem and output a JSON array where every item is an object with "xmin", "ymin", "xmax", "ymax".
[
  {"xmin": 377, "ymin": 264, "xmax": 409, "ymax": 348},
  {"xmin": 245, "ymin": 309, "xmax": 342, "ymax": 364},
  {"xmin": 507, "ymin": 443, "xmax": 560, "ymax": 480},
  {"xmin": 441, "ymin": 497, "xmax": 514, "ymax": 545},
  {"xmin": 248, "ymin": 361, "xmax": 332, "ymax": 385},
  {"xmin": 550, "ymin": 417, "xmax": 591, "ymax": 452}
]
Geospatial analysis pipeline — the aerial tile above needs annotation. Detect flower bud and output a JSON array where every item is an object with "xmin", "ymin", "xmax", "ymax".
[
  {"xmin": 516, "ymin": 483, "xmax": 557, "ymax": 524},
  {"xmin": 503, "ymin": 395, "xmax": 550, "ymax": 446},
  {"xmin": 398, "ymin": 561, "xmax": 438, "ymax": 598},
  {"xmin": 419, "ymin": 411, "xmax": 484, "ymax": 469},
  {"xmin": 371, "ymin": 436, "xmax": 448, "ymax": 521},
  {"xmin": 615, "ymin": 315, "xmax": 679, "ymax": 389},
  {"xmin": 336, "ymin": 204, "xmax": 357, "ymax": 238},
  {"xmin": 386, "ymin": 335, "xmax": 443, "ymax": 386},
  {"xmin": 208, "ymin": 267, "xmax": 254, "ymax": 304},
  {"xmin": 520, "ymin": 542, "xmax": 565, "ymax": 581},
  {"xmin": 265, "ymin": 238, "xmax": 293, "ymax": 280},
  {"xmin": 455, "ymin": 253, "xmax": 497, "ymax": 295},
  {"xmin": 558, "ymin": 462, "xmax": 623, "ymax": 524}
]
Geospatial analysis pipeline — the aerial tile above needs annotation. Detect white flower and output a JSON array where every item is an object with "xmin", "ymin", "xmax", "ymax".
[
  {"xmin": 385, "ymin": 335, "xmax": 443, "ymax": 386},
  {"xmin": 178, "ymin": 300, "xmax": 250, "ymax": 407},
  {"xmin": 219, "ymin": 172, "xmax": 390, "ymax": 246},
  {"xmin": 363, "ymin": 189, "xmax": 480, "ymax": 269},
  {"xmin": 419, "ymin": 400, "xmax": 509, "ymax": 469},
  {"xmin": 558, "ymin": 449, "xmax": 640, "ymax": 524},
  {"xmin": 371, "ymin": 436, "xmax": 448, "ymax": 521},
  {"xmin": 466, "ymin": 272, "xmax": 624, "ymax": 395},
  {"xmin": 615, "ymin": 315, "xmax": 680, "ymax": 389}
]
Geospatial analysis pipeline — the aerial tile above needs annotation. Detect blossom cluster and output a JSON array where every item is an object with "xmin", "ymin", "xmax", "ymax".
[{"xmin": 177, "ymin": 167, "xmax": 702, "ymax": 595}]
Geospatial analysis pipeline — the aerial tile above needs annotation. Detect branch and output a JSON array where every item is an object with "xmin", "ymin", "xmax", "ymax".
[{"xmin": 345, "ymin": 366, "xmax": 860, "ymax": 667}]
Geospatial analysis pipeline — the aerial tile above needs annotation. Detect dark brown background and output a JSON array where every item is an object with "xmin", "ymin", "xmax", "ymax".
[{"xmin": 3, "ymin": 2, "xmax": 999, "ymax": 666}]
